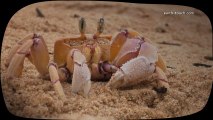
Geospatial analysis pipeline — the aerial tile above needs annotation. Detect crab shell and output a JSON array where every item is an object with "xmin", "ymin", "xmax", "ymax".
[{"xmin": 53, "ymin": 34, "xmax": 111, "ymax": 67}]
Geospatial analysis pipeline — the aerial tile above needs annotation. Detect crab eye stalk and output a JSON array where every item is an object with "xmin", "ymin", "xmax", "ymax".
[
  {"xmin": 79, "ymin": 17, "xmax": 86, "ymax": 37},
  {"xmin": 97, "ymin": 18, "xmax": 104, "ymax": 34},
  {"xmin": 94, "ymin": 18, "xmax": 105, "ymax": 39}
]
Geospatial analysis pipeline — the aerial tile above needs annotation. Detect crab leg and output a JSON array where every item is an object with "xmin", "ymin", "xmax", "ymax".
[
  {"xmin": 156, "ymin": 54, "xmax": 167, "ymax": 72},
  {"xmin": 66, "ymin": 49, "xmax": 91, "ymax": 97},
  {"xmin": 110, "ymin": 28, "xmax": 158, "ymax": 64},
  {"xmin": 31, "ymin": 34, "xmax": 50, "ymax": 78},
  {"xmin": 109, "ymin": 29, "xmax": 129, "ymax": 62},
  {"xmin": 154, "ymin": 66, "xmax": 169, "ymax": 93},
  {"xmin": 48, "ymin": 63, "xmax": 66, "ymax": 100},
  {"xmin": 6, "ymin": 39, "xmax": 34, "ymax": 79},
  {"xmin": 6, "ymin": 34, "xmax": 50, "ymax": 79},
  {"xmin": 5, "ymin": 34, "xmax": 35, "ymax": 67}
]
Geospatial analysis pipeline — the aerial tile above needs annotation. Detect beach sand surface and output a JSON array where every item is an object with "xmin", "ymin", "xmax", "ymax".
[{"xmin": 1, "ymin": 1, "xmax": 212, "ymax": 119}]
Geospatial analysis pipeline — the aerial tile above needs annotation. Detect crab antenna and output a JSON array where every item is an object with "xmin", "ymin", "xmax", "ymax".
[
  {"xmin": 95, "ymin": 18, "xmax": 104, "ymax": 38},
  {"xmin": 79, "ymin": 17, "xmax": 86, "ymax": 38}
]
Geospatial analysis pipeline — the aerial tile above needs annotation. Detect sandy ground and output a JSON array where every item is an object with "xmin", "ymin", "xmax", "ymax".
[{"xmin": 1, "ymin": 1, "xmax": 213, "ymax": 119}]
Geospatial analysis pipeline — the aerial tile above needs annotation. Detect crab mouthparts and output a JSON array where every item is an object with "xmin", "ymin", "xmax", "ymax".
[
  {"xmin": 87, "ymin": 40, "xmax": 95, "ymax": 45},
  {"xmin": 93, "ymin": 35, "xmax": 97, "ymax": 39}
]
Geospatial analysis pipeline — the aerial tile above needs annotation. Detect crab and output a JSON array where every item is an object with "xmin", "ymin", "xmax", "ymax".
[{"xmin": 5, "ymin": 17, "xmax": 169, "ymax": 99}]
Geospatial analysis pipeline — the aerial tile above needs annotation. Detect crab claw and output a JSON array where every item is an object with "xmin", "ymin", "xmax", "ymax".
[
  {"xmin": 68, "ymin": 49, "xmax": 91, "ymax": 97},
  {"xmin": 106, "ymin": 56, "xmax": 155, "ymax": 89}
]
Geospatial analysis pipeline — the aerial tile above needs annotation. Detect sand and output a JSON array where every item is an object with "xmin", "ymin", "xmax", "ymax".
[{"xmin": 1, "ymin": 1, "xmax": 213, "ymax": 119}]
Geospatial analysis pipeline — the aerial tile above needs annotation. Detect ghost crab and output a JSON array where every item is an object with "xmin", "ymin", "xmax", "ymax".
[{"xmin": 5, "ymin": 17, "xmax": 169, "ymax": 99}]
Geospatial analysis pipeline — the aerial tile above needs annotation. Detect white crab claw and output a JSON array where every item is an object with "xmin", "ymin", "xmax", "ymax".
[
  {"xmin": 106, "ymin": 69, "xmax": 125, "ymax": 88},
  {"xmin": 71, "ymin": 50, "xmax": 91, "ymax": 97},
  {"xmin": 72, "ymin": 63, "xmax": 91, "ymax": 97},
  {"xmin": 106, "ymin": 56, "xmax": 155, "ymax": 89}
]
